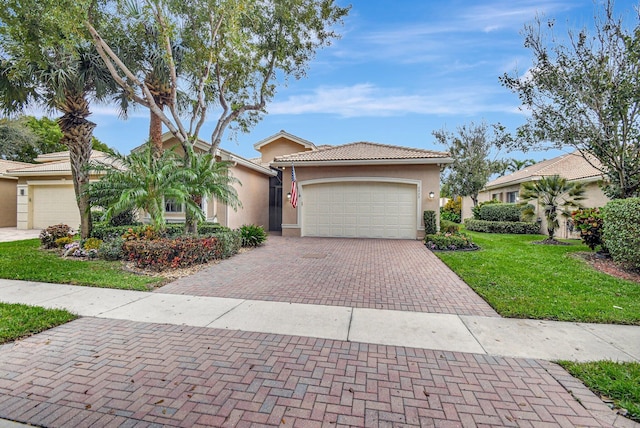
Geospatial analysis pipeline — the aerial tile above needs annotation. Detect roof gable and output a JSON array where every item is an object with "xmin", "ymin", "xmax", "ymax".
[{"xmin": 253, "ymin": 130, "xmax": 317, "ymax": 151}]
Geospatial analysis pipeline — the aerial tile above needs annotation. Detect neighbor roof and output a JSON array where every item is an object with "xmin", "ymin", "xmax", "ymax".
[
  {"xmin": 485, "ymin": 151, "xmax": 603, "ymax": 190},
  {"xmin": 6, "ymin": 151, "xmax": 113, "ymax": 176},
  {"xmin": 0, "ymin": 159, "xmax": 33, "ymax": 174},
  {"xmin": 271, "ymin": 142, "xmax": 452, "ymax": 166},
  {"xmin": 253, "ymin": 130, "xmax": 317, "ymax": 151}
]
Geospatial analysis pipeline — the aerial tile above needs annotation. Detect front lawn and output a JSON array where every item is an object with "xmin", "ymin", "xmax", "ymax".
[
  {"xmin": 558, "ymin": 360, "xmax": 640, "ymax": 423},
  {"xmin": 0, "ymin": 302, "xmax": 77, "ymax": 344},
  {"xmin": 0, "ymin": 239, "xmax": 163, "ymax": 291},
  {"xmin": 435, "ymin": 232, "xmax": 640, "ymax": 324}
]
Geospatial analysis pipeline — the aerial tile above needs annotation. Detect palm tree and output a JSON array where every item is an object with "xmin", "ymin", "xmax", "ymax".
[
  {"xmin": 519, "ymin": 175, "xmax": 586, "ymax": 241},
  {"xmin": 182, "ymin": 145, "xmax": 241, "ymax": 234},
  {"xmin": 0, "ymin": 46, "xmax": 117, "ymax": 238},
  {"xmin": 89, "ymin": 146, "xmax": 192, "ymax": 228}
]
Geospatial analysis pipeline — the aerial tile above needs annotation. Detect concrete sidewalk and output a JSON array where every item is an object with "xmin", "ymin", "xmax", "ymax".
[{"xmin": 1, "ymin": 279, "xmax": 638, "ymax": 363}]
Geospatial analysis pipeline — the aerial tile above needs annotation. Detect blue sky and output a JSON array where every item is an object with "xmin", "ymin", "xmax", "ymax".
[{"xmin": 87, "ymin": 0, "xmax": 638, "ymax": 162}]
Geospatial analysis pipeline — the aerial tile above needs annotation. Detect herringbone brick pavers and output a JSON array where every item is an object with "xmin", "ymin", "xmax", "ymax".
[
  {"xmin": 160, "ymin": 237, "xmax": 498, "ymax": 317},
  {"xmin": 0, "ymin": 318, "xmax": 625, "ymax": 427}
]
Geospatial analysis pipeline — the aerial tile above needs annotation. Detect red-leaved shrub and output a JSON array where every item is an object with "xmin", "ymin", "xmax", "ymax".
[{"xmin": 123, "ymin": 236, "xmax": 222, "ymax": 270}]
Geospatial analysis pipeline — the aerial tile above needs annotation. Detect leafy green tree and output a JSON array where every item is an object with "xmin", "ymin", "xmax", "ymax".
[
  {"xmin": 0, "ymin": 1, "xmax": 116, "ymax": 238},
  {"xmin": 433, "ymin": 122, "xmax": 508, "ymax": 206},
  {"xmin": 501, "ymin": 0, "xmax": 640, "ymax": 198},
  {"xmin": 519, "ymin": 175, "xmax": 586, "ymax": 241},
  {"xmin": 0, "ymin": 117, "xmax": 39, "ymax": 161}
]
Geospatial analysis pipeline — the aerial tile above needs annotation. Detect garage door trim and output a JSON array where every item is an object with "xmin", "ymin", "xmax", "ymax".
[{"xmin": 298, "ymin": 177, "xmax": 422, "ymax": 238}]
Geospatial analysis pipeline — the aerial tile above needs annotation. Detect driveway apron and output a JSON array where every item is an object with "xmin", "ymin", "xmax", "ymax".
[{"xmin": 160, "ymin": 236, "xmax": 499, "ymax": 317}]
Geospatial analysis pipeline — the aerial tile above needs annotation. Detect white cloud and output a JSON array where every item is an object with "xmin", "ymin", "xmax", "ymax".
[{"xmin": 268, "ymin": 83, "xmax": 515, "ymax": 118}]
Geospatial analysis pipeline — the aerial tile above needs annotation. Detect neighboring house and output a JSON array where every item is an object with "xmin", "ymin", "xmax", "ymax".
[
  {"xmin": 6, "ymin": 130, "xmax": 453, "ymax": 240},
  {"xmin": 6, "ymin": 151, "xmax": 112, "ymax": 230},
  {"xmin": 462, "ymin": 151, "xmax": 609, "ymax": 239},
  {"xmin": 0, "ymin": 159, "xmax": 32, "ymax": 227}
]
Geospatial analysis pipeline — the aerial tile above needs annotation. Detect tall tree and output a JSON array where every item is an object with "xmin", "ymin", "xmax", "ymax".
[
  {"xmin": 500, "ymin": 0, "xmax": 640, "ymax": 198},
  {"xmin": 0, "ymin": 1, "xmax": 116, "ymax": 238},
  {"xmin": 0, "ymin": 117, "xmax": 39, "ymax": 161},
  {"xmin": 519, "ymin": 175, "xmax": 586, "ymax": 241},
  {"xmin": 433, "ymin": 122, "xmax": 507, "ymax": 206}
]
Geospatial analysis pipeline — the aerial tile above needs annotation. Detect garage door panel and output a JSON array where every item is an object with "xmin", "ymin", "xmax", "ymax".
[
  {"xmin": 32, "ymin": 185, "xmax": 80, "ymax": 229},
  {"xmin": 302, "ymin": 181, "xmax": 416, "ymax": 239}
]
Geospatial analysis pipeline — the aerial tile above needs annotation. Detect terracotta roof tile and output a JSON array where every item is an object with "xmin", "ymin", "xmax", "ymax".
[
  {"xmin": 0, "ymin": 159, "xmax": 33, "ymax": 174},
  {"xmin": 274, "ymin": 142, "xmax": 449, "ymax": 162},
  {"xmin": 6, "ymin": 152, "xmax": 115, "ymax": 175},
  {"xmin": 486, "ymin": 151, "xmax": 603, "ymax": 189}
]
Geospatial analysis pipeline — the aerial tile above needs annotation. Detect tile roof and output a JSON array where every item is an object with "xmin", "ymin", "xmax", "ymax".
[
  {"xmin": 486, "ymin": 151, "xmax": 603, "ymax": 189},
  {"xmin": 6, "ymin": 152, "xmax": 116, "ymax": 175},
  {"xmin": 0, "ymin": 159, "xmax": 33, "ymax": 174},
  {"xmin": 273, "ymin": 142, "xmax": 450, "ymax": 163}
]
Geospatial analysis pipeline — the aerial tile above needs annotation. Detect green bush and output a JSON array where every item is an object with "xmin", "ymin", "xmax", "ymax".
[
  {"xmin": 441, "ymin": 197, "xmax": 462, "ymax": 223},
  {"xmin": 423, "ymin": 210, "xmax": 437, "ymax": 235},
  {"xmin": 123, "ymin": 236, "xmax": 223, "ymax": 271},
  {"xmin": 602, "ymin": 198, "xmax": 640, "ymax": 271},
  {"xmin": 478, "ymin": 203, "xmax": 522, "ymax": 222},
  {"xmin": 39, "ymin": 224, "xmax": 73, "ymax": 249},
  {"xmin": 472, "ymin": 199, "xmax": 501, "ymax": 219},
  {"xmin": 213, "ymin": 229, "xmax": 242, "ymax": 258},
  {"xmin": 572, "ymin": 208, "xmax": 605, "ymax": 251},
  {"xmin": 440, "ymin": 211, "xmax": 461, "ymax": 223},
  {"xmin": 465, "ymin": 219, "xmax": 540, "ymax": 234},
  {"xmin": 440, "ymin": 219, "xmax": 460, "ymax": 234},
  {"xmin": 198, "ymin": 222, "xmax": 226, "ymax": 235},
  {"xmin": 238, "ymin": 224, "xmax": 267, "ymax": 247},
  {"xmin": 424, "ymin": 232, "xmax": 478, "ymax": 251},
  {"xmin": 99, "ymin": 236, "xmax": 125, "ymax": 261},
  {"xmin": 82, "ymin": 237, "xmax": 103, "ymax": 251}
]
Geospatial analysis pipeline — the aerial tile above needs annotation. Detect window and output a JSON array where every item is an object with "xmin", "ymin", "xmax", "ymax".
[
  {"xmin": 164, "ymin": 198, "xmax": 183, "ymax": 213},
  {"xmin": 506, "ymin": 191, "xmax": 519, "ymax": 203},
  {"xmin": 491, "ymin": 193, "xmax": 503, "ymax": 202}
]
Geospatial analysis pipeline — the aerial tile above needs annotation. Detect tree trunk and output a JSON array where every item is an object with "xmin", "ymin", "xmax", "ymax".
[
  {"xmin": 57, "ymin": 92, "xmax": 96, "ymax": 239},
  {"xmin": 149, "ymin": 109, "xmax": 164, "ymax": 157}
]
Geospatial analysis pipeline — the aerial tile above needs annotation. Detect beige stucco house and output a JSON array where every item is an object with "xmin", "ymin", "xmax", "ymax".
[
  {"xmin": 6, "ymin": 130, "xmax": 452, "ymax": 240},
  {"xmin": 0, "ymin": 159, "xmax": 32, "ymax": 227},
  {"xmin": 462, "ymin": 151, "xmax": 609, "ymax": 239}
]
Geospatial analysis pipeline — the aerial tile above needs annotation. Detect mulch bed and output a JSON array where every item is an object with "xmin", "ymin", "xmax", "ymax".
[{"xmin": 573, "ymin": 252, "xmax": 640, "ymax": 284}]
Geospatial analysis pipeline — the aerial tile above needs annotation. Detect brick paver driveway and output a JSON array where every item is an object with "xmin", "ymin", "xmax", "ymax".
[
  {"xmin": 0, "ymin": 318, "xmax": 617, "ymax": 427},
  {"xmin": 160, "ymin": 236, "xmax": 498, "ymax": 317}
]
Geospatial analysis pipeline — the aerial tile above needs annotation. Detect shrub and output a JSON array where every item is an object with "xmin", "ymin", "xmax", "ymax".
[
  {"xmin": 213, "ymin": 229, "xmax": 242, "ymax": 258},
  {"xmin": 440, "ymin": 211, "xmax": 461, "ymax": 223},
  {"xmin": 122, "ymin": 225, "xmax": 162, "ymax": 241},
  {"xmin": 82, "ymin": 237, "xmax": 103, "ymax": 251},
  {"xmin": 478, "ymin": 203, "xmax": 522, "ymax": 222},
  {"xmin": 423, "ymin": 210, "xmax": 437, "ymax": 235},
  {"xmin": 198, "ymin": 222, "xmax": 225, "ymax": 235},
  {"xmin": 572, "ymin": 208, "xmax": 605, "ymax": 251},
  {"xmin": 54, "ymin": 236, "xmax": 74, "ymax": 248},
  {"xmin": 440, "ymin": 219, "xmax": 460, "ymax": 234},
  {"xmin": 238, "ymin": 224, "xmax": 267, "ymax": 247},
  {"xmin": 425, "ymin": 232, "xmax": 478, "ymax": 251},
  {"xmin": 99, "ymin": 236, "xmax": 125, "ymax": 261},
  {"xmin": 441, "ymin": 197, "xmax": 462, "ymax": 223},
  {"xmin": 465, "ymin": 219, "xmax": 540, "ymax": 234},
  {"xmin": 472, "ymin": 199, "xmax": 501, "ymax": 219},
  {"xmin": 602, "ymin": 198, "xmax": 640, "ymax": 271},
  {"xmin": 123, "ymin": 236, "xmax": 223, "ymax": 271},
  {"xmin": 39, "ymin": 224, "xmax": 73, "ymax": 249},
  {"xmin": 91, "ymin": 224, "xmax": 131, "ymax": 240}
]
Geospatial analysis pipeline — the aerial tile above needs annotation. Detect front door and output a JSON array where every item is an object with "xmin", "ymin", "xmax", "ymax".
[{"xmin": 268, "ymin": 170, "xmax": 283, "ymax": 231}]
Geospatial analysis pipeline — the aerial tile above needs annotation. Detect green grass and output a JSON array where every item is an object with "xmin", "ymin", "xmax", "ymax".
[
  {"xmin": 0, "ymin": 239, "xmax": 163, "ymax": 291},
  {"xmin": 0, "ymin": 302, "xmax": 77, "ymax": 344},
  {"xmin": 558, "ymin": 360, "xmax": 640, "ymax": 422},
  {"xmin": 435, "ymin": 232, "xmax": 640, "ymax": 324}
]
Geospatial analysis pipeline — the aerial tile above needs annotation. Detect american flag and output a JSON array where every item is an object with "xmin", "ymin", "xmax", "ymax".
[{"xmin": 290, "ymin": 164, "xmax": 298, "ymax": 208}]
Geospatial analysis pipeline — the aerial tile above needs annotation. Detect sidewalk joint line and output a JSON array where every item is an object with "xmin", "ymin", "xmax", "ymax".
[{"xmin": 346, "ymin": 307, "xmax": 354, "ymax": 342}]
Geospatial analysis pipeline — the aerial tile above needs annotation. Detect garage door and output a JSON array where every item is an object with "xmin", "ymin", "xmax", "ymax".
[
  {"xmin": 302, "ymin": 181, "xmax": 417, "ymax": 239},
  {"xmin": 32, "ymin": 185, "xmax": 80, "ymax": 229}
]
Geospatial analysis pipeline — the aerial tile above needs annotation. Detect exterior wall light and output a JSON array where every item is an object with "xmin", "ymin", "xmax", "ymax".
[
  {"xmin": 428, "ymin": 191, "xmax": 435, "ymax": 199},
  {"xmin": 287, "ymin": 192, "xmax": 292, "ymax": 200}
]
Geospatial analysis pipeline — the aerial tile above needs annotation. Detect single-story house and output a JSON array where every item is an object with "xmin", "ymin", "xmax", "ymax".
[
  {"xmin": 462, "ymin": 151, "xmax": 609, "ymax": 239},
  {"xmin": 0, "ymin": 159, "xmax": 32, "ymax": 227},
  {"xmin": 7, "ymin": 130, "xmax": 452, "ymax": 240}
]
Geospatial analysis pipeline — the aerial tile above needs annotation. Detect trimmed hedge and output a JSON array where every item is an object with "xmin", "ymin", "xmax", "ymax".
[
  {"xmin": 477, "ymin": 203, "xmax": 522, "ymax": 222},
  {"xmin": 602, "ymin": 198, "xmax": 640, "ymax": 270},
  {"xmin": 465, "ymin": 219, "xmax": 540, "ymax": 234},
  {"xmin": 123, "ymin": 236, "xmax": 223, "ymax": 270},
  {"xmin": 425, "ymin": 232, "xmax": 478, "ymax": 251},
  {"xmin": 91, "ymin": 222, "xmax": 226, "ymax": 240},
  {"xmin": 472, "ymin": 199, "xmax": 501, "ymax": 219},
  {"xmin": 423, "ymin": 211, "xmax": 437, "ymax": 235},
  {"xmin": 440, "ymin": 219, "xmax": 460, "ymax": 234}
]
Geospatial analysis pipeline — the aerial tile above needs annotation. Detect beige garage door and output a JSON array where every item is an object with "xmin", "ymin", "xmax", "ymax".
[
  {"xmin": 302, "ymin": 181, "xmax": 417, "ymax": 239},
  {"xmin": 32, "ymin": 185, "xmax": 80, "ymax": 229}
]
